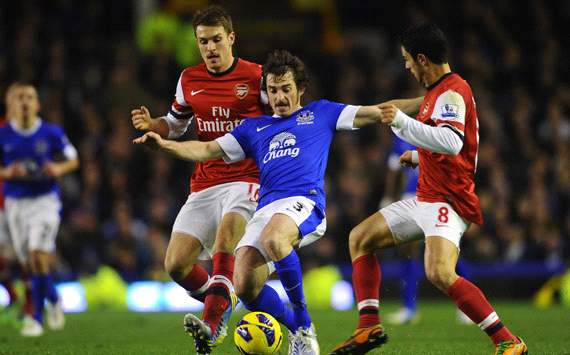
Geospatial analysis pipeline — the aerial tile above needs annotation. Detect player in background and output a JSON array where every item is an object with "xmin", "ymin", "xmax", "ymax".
[
  {"xmin": 130, "ymin": 5, "xmax": 265, "ymax": 353},
  {"xmin": 134, "ymin": 49, "xmax": 418, "ymax": 355},
  {"xmin": 0, "ymin": 83, "xmax": 79, "ymax": 336},
  {"xmin": 0, "ymin": 83, "xmax": 34, "ymax": 322},
  {"xmin": 332, "ymin": 24, "xmax": 527, "ymax": 355},
  {"xmin": 383, "ymin": 137, "xmax": 473, "ymax": 325}
]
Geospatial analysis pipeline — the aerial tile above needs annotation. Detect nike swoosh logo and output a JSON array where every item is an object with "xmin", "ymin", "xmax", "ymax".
[
  {"xmin": 191, "ymin": 89, "xmax": 205, "ymax": 96},
  {"xmin": 435, "ymin": 224, "xmax": 448, "ymax": 227},
  {"xmin": 256, "ymin": 124, "xmax": 272, "ymax": 132}
]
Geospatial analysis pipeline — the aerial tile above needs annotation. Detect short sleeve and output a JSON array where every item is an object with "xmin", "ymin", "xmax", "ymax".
[
  {"xmin": 165, "ymin": 71, "xmax": 194, "ymax": 138},
  {"xmin": 336, "ymin": 105, "xmax": 361, "ymax": 131},
  {"xmin": 215, "ymin": 119, "xmax": 251, "ymax": 163},
  {"xmin": 52, "ymin": 126, "xmax": 78, "ymax": 159}
]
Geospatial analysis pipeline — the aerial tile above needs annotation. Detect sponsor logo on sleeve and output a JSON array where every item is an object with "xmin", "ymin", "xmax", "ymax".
[{"xmin": 441, "ymin": 104, "xmax": 459, "ymax": 119}]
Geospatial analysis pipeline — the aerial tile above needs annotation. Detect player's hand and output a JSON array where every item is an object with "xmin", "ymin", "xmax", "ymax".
[
  {"xmin": 132, "ymin": 131, "xmax": 165, "ymax": 150},
  {"xmin": 378, "ymin": 104, "xmax": 398, "ymax": 125},
  {"xmin": 399, "ymin": 150, "xmax": 418, "ymax": 168},
  {"xmin": 42, "ymin": 161, "xmax": 63, "ymax": 178},
  {"xmin": 131, "ymin": 106, "xmax": 152, "ymax": 131},
  {"xmin": 4, "ymin": 163, "xmax": 27, "ymax": 179}
]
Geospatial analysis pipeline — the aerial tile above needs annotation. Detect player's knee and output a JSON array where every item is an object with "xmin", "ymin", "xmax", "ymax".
[
  {"xmin": 348, "ymin": 225, "xmax": 381, "ymax": 254},
  {"xmin": 425, "ymin": 263, "xmax": 456, "ymax": 291},
  {"xmin": 164, "ymin": 255, "xmax": 191, "ymax": 281},
  {"xmin": 234, "ymin": 273, "xmax": 260, "ymax": 302},
  {"xmin": 260, "ymin": 234, "xmax": 284, "ymax": 258}
]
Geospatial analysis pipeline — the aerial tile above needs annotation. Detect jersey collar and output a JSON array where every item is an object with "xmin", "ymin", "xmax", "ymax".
[
  {"xmin": 207, "ymin": 57, "xmax": 239, "ymax": 77},
  {"xmin": 10, "ymin": 118, "xmax": 42, "ymax": 136},
  {"xmin": 426, "ymin": 72, "xmax": 454, "ymax": 91}
]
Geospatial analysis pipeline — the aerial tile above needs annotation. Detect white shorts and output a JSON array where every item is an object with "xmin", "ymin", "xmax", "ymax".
[
  {"xmin": 236, "ymin": 196, "xmax": 327, "ymax": 264},
  {"xmin": 172, "ymin": 181, "xmax": 259, "ymax": 260},
  {"xmin": 0, "ymin": 209, "xmax": 10, "ymax": 246},
  {"xmin": 380, "ymin": 198, "xmax": 468, "ymax": 248},
  {"xmin": 5, "ymin": 193, "xmax": 61, "ymax": 263}
]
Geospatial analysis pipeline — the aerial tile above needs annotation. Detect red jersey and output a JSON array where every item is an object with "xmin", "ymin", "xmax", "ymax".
[
  {"xmin": 415, "ymin": 73, "xmax": 483, "ymax": 225},
  {"xmin": 167, "ymin": 58, "xmax": 264, "ymax": 192}
]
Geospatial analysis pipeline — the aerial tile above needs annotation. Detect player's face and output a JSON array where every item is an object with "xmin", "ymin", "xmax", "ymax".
[
  {"xmin": 266, "ymin": 71, "xmax": 305, "ymax": 117},
  {"xmin": 196, "ymin": 25, "xmax": 235, "ymax": 73},
  {"xmin": 17, "ymin": 86, "xmax": 40, "ymax": 122},
  {"xmin": 401, "ymin": 46, "xmax": 424, "ymax": 85}
]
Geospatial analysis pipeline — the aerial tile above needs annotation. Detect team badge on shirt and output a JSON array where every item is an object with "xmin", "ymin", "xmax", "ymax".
[
  {"xmin": 234, "ymin": 83, "xmax": 249, "ymax": 100},
  {"xmin": 296, "ymin": 110, "xmax": 315, "ymax": 125},
  {"xmin": 35, "ymin": 140, "xmax": 48, "ymax": 154},
  {"xmin": 441, "ymin": 104, "xmax": 459, "ymax": 119},
  {"xmin": 422, "ymin": 103, "xmax": 430, "ymax": 115}
]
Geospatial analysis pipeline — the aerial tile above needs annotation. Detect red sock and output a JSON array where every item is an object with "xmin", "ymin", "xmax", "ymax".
[
  {"xmin": 23, "ymin": 278, "xmax": 34, "ymax": 316},
  {"xmin": 177, "ymin": 264, "xmax": 210, "ymax": 302},
  {"xmin": 203, "ymin": 252, "xmax": 234, "ymax": 332},
  {"xmin": 447, "ymin": 277, "xmax": 517, "ymax": 344},
  {"xmin": 352, "ymin": 254, "xmax": 381, "ymax": 328}
]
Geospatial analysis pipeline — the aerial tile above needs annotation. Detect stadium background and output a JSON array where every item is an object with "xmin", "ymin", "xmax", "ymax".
[{"xmin": 0, "ymin": 0, "xmax": 568, "ymax": 314}]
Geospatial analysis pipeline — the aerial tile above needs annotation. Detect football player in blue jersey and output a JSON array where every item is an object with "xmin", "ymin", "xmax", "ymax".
[
  {"xmin": 134, "ymin": 50, "xmax": 420, "ymax": 355},
  {"xmin": 0, "ymin": 84, "xmax": 79, "ymax": 336}
]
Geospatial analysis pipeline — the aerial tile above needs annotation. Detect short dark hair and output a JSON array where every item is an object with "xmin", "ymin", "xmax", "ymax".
[
  {"xmin": 400, "ymin": 24, "xmax": 449, "ymax": 64},
  {"xmin": 262, "ymin": 50, "xmax": 310, "ymax": 90},
  {"xmin": 192, "ymin": 5, "xmax": 233, "ymax": 34}
]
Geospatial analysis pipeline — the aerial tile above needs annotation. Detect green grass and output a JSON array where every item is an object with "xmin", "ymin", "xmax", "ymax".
[{"xmin": 0, "ymin": 301, "xmax": 567, "ymax": 354}]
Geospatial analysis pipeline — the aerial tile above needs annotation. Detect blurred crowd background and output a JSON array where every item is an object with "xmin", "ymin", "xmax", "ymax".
[{"xmin": 0, "ymin": 0, "xmax": 568, "ymax": 284}]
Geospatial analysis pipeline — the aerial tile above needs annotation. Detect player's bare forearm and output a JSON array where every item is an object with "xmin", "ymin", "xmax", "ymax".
[
  {"xmin": 382, "ymin": 97, "xmax": 424, "ymax": 116},
  {"xmin": 353, "ymin": 106, "xmax": 383, "ymax": 127},
  {"xmin": 148, "ymin": 118, "xmax": 170, "ymax": 137},
  {"xmin": 160, "ymin": 139, "xmax": 224, "ymax": 162},
  {"xmin": 55, "ymin": 158, "xmax": 80, "ymax": 175}
]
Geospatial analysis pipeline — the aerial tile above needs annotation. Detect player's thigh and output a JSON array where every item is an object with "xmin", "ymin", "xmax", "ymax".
[
  {"xmin": 234, "ymin": 245, "xmax": 271, "ymax": 301},
  {"xmin": 424, "ymin": 236, "xmax": 460, "ymax": 290},
  {"xmin": 171, "ymin": 189, "xmax": 220, "ymax": 260},
  {"xmin": 164, "ymin": 232, "xmax": 204, "ymax": 273},
  {"xmin": 5, "ymin": 198, "xmax": 28, "ymax": 263},
  {"xmin": 370, "ymin": 198, "xmax": 424, "ymax": 248},
  {"xmin": 214, "ymin": 182, "xmax": 259, "ymax": 250},
  {"xmin": 349, "ymin": 212, "xmax": 395, "ymax": 253}
]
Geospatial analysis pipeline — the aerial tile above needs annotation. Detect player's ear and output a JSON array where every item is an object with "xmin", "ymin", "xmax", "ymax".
[
  {"xmin": 417, "ymin": 53, "xmax": 428, "ymax": 67},
  {"xmin": 228, "ymin": 31, "xmax": 236, "ymax": 46}
]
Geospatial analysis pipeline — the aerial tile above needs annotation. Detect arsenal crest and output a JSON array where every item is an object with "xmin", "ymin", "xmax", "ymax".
[{"xmin": 234, "ymin": 83, "xmax": 249, "ymax": 100}]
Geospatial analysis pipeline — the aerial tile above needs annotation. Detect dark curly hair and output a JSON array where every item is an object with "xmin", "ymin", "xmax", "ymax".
[
  {"xmin": 401, "ymin": 23, "xmax": 449, "ymax": 64},
  {"xmin": 192, "ymin": 5, "xmax": 233, "ymax": 34},
  {"xmin": 262, "ymin": 50, "xmax": 310, "ymax": 90}
]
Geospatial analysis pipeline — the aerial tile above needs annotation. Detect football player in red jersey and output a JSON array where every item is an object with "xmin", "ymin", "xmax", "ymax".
[
  {"xmin": 131, "ymin": 5, "xmax": 265, "ymax": 353},
  {"xmin": 332, "ymin": 24, "xmax": 527, "ymax": 355}
]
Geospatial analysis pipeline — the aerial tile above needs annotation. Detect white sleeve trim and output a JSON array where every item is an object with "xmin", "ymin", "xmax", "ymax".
[
  {"xmin": 336, "ymin": 105, "xmax": 361, "ymax": 130},
  {"xmin": 390, "ymin": 110, "xmax": 463, "ymax": 155},
  {"xmin": 63, "ymin": 142, "xmax": 78, "ymax": 160},
  {"xmin": 387, "ymin": 154, "xmax": 401, "ymax": 171},
  {"xmin": 163, "ymin": 115, "xmax": 193, "ymax": 139},
  {"xmin": 215, "ymin": 134, "xmax": 246, "ymax": 163}
]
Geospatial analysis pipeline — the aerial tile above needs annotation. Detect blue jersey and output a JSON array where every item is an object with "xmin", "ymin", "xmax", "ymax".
[
  {"xmin": 388, "ymin": 136, "xmax": 418, "ymax": 195},
  {"xmin": 217, "ymin": 99, "xmax": 359, "ymax": 212},
  {"xmin": 0, "ymin": 120, "xmax": 73, "ymax": 198}
]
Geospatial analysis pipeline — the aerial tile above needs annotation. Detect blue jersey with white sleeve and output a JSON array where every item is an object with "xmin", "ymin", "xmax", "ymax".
[
  {"xmin": 216, "ymin": 99, "xmax": 359, "ymax": 213},
  {"xmin": 0, "ymin": 119, "xmax": 76, "ymax": 198},
  {"xmin": 388, "ymin": 136, "xmax": 418, "ymax": 195}
]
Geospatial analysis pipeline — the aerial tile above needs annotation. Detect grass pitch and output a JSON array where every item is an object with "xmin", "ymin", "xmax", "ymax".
[{"xmin": 0, "ymin": 301, "xmax": 567, "ymax": 354}]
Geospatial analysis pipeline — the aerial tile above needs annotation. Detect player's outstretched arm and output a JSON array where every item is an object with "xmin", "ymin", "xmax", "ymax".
[
  {"xmin": 381, "ymin": 96, "xmax": 424, "ymax": 116},
  {"xmin": 379, "ymin": 104, "xmax": 463, "ymax": 155},
  {"xmin": 133, "ymin": 131, "xmax": 224, "ymax": 162},
  {"xmin": 42, "ymin": 158, "xmax": 80, "ymax": 178},
  {"xmin": 131, "ymin": 106, "xmax": 170, "ymax": 137}
]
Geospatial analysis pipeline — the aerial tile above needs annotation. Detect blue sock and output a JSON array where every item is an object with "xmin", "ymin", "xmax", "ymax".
[
  {"xmin": 402, "ymin": 259, "xmax": 421, "ymax": 312},
  {"xmin": 44, "ymin": 275, "xmax": 59, "ymax": 304},
  {"xmin": 244, "ymin": 285, "xmax": 296, "ymax": 332},
  {"xmin": 31, "ymin": 274, "xmax": 46, "ymax": 324},
  {"xmin": 274, "ymin": 250, "xmax": 311, "ymax": 329}
]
